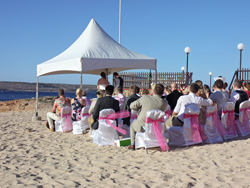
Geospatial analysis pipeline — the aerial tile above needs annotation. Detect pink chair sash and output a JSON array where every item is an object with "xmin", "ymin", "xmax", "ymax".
[
  {"xmin": 165, "ymin": 110, "xmax": 172, "ymax": 119},
  {"xmin": 184, "ymin": 114, "xmax": 206, "ymax": 142},
  {"xmin": 130, "ymin": 115, "xmax": 137, "ymax": 119},
  {"xmin": 61, "ymin": 113, "xmax": 72, "ymax": 132},
  {"xmin": 222, "ymin": 110, "xmax": 237, "ymax": 135},
  {"xmin": 206, "ymin": 111, "xmax": 226, "ymax": 137},
  {"xmin": 145, "ymin": 117, "xmax": 169, "ymax": 151},
  {"xmin": 99, "ymin": 110, "xmax": 130, "ymax": 135}
]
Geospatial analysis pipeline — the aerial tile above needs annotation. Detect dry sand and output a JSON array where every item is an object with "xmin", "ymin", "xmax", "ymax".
[{"xmin": 1, "ymin": 99, "xmax": 250, "ymax": 187}]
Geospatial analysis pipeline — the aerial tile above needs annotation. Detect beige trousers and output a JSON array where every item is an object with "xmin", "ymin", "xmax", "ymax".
[{"xmin": 47, "ymin": 112, "xmax": 61, "ymax": 129}]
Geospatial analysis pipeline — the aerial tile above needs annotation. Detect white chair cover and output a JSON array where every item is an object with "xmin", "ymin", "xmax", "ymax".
[
  {"xmin": 203, "ymin": 104, "xmax": 223, "ymax": 144},
  {"xmin": 72, "ymin": 106, "xmax": 90, "ymax": 134},
  {"xmin": 130, "ymin": 110, "xmax": 138, "ymax": 125},
  {"xmin": 55, "ymin": 106, "xmax": 72, "ymax": 132},
  {"xmin": 135, "ymin": 110, "xmax": 168, "ymax": 151},
  {"xmin": 93, "ymin": 109, "xmax": 119, "ymax": 146},
  {"xmin": 235, "ymin": 101, "xmax": 250, "ymax": 136},
  {"xmin": 221, "ymin": 102, "xmax": 238, "ymax": 140},
  {"xmin": 168, "ymin": 103, "xmax": 204, "ymax": 146}
]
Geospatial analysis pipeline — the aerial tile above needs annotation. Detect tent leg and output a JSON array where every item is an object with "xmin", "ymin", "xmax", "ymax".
[
  {"xmin": 32, "ymin": 77, "xmax": 41, "ymax": 121},
  {"xmin": 80, "ymin": 72, "xmax": 83, "ymax": 89}
]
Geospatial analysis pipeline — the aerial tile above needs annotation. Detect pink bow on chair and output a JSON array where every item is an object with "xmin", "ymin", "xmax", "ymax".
[
  {"xmin": 61, "ymin": 113, "xmax": 72, "ymax": 132},
  {"xmin": 145, "ymin": 117, "xmax": 169, "ymax": 151},
  {"xmin": 165, "ymin": 110, "xmax": 172, "ymax": 119},
  {"xmin": 184, "ymin": 114, "xmax": 206, "ymax": 142},
  {"xmin": 222, "ymin": 110, "xmax": 237, "ymax": 135},
  {"xmin": 99, "ymin": 110, "xmax": 130, "ymax": 135},
  {"xmin": 206, "ymin": 111, "xmax": 226, "ymax": 137}
]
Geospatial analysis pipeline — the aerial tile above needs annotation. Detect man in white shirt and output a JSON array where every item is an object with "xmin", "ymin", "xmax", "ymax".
[
  {"xmin": 228, "ymin": 79, "xmax": 248, "ymax": 116},
  {"xmin": 166, "ymin": 83, "xmax": 213, "ymax": 128}
]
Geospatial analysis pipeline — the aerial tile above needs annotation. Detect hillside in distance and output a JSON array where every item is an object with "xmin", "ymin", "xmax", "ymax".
[{"xmin": 0, "ymin": 81, "xmax": 97, "ymax": 93}]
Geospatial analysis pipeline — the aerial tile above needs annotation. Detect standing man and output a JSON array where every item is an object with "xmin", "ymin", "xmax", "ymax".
[
  {"xmin": 128, "ymin": 84, "xmax": 168, "ymax": 150},
  {"xmin": 167, "ymin": 82, "xmax": 183, "ymax": 110},
  {"xmin": 92, "ymin": 85, "xmax": 120, "ymax": 130},
  {"xmin": 47, "ymin": 89, "xmax": 71, "ymax": 131},
  {"xmin": 113, "ymin": 72, "xmax": 123, "ymax": 91}
]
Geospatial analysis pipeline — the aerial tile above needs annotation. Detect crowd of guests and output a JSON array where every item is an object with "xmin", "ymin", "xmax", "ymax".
[{"xmin": 46, "ymin": 73, "xmax": 250, "ymax": 150}]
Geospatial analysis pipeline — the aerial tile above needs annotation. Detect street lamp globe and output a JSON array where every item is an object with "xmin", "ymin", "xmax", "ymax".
[
  {"xmin": 184, "ymin": 47, "xmax": 191, "ymax": 54},
  {"xmin": 181, "ymin": 66, "xmax": 185, "ymax": 71},
  {"xmin": 209, "ymin": 72, "xmax": 213, "ymax": 76},
  {"xmin": 237, "ymin": 43, "xmax": 245, "ymax": 51}
]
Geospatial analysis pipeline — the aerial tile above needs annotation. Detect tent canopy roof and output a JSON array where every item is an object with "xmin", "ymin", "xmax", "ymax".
[{"xmin": 37, "ymin": 18, "xmax": 157, "ymax": 77}]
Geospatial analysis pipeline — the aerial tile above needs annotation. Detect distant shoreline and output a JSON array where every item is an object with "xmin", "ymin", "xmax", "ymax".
[{"xmin": 0, "ymin": 81, "xmax": 97, "ymax": 93}]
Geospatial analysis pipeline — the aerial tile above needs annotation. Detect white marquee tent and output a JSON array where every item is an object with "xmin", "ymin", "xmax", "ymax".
[{"xmin": 35, "ymin": 18, "xmax": 157, "ymax": 116}]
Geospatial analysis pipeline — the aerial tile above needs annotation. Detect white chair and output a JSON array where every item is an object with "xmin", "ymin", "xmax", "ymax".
[
  {"xmin": 135, "ymin": 110, "xmax": 169, "ymax": 152},
  {"xmin": 55, "ymin": 106, "xmax": 73, "ymax": 132},
  {"xmin": 221, "ymin": 102, "xmax": 238, "ymax": 140},
  {"xmin": 235, "ymin": 101, "xmax": 250, "ymax": 136},
  {"xmin": 72, "ymin": 106, "xmax": 90, "ymax": 134},
  {"xmin": 168, "ymin": 103, "xmax": 204, "ymax": 146},
  {"xmin": 203, "ymin": 104, "xmax": 223, "ymax": 144},
  {"xmin": 130, "ymin": 110, "xmax": 138, "ymax": 125},
  {"xmin": 93, "ymin": 109, "xmax": 119, "ymax": 146}
]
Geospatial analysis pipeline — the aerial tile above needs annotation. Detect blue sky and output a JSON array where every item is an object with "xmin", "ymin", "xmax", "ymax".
[{"xmin": 0, "ymin": 0, "xmax": 249, "ymax": 87}]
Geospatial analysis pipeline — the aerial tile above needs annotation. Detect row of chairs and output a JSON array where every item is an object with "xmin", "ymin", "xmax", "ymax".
[{"xmin": 54, "ymin": 100, "xmax": 250, "ymax": 152}]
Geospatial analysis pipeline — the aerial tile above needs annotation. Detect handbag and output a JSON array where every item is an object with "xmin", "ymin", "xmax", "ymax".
[{"xmin": 91, "ymin": 121, "xmax": 99, "ymax": 130}]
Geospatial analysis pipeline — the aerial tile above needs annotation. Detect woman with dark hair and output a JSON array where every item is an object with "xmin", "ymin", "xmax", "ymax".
[
  {"xmin": 97, "ymin": 72, "xmax": 109, "ymax": 90},
  {"xmin": 203, "ymin": 84, "xmax": 212, "ymax": 98}
]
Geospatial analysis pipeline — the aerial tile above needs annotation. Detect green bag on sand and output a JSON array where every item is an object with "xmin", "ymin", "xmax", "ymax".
[{"xmin": 114, "ymin": 138, "xmax": 131, "ymax": 147}]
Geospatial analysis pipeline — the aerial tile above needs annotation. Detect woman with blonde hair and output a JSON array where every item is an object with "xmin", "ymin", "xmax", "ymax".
[{"xmin": 71, "ymin": 88, "xmax": 86, "ymax": 121}]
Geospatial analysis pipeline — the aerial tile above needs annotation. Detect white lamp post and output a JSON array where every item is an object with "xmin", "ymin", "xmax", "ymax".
[
  {"xmin": 237, "ymin": 43, "xmax": 245, "ymax": 80},
  {"xmin": 209, "ymin": 72, "xmax": 213, "ymax": 89},
  {"xmin": 184, "ymin": 47, "xmax": 191, "ymax": 85}
]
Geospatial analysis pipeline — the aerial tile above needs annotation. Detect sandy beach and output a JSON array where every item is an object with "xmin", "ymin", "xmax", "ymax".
[{"xmin": 1, "ymin": 99, "xmax": 250, "ymax": 187}]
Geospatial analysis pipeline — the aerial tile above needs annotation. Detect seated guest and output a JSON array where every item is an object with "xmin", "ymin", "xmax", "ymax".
[
  {"xmin": 123, "ymin": 85, "xmax": 140, "ymax": 126},
  {"xmin": 209, "ymin": 79, "xmax": 227, "ymax": 118},
  {"xmin": 229, "ymin": 79, "xmax": 249, "ymax": 117},
  {"xmin": 82, "ymin": 90, "xmax": 92, "ymax": 106},
  {"xmin": 71, "ymin": 88, "xmax": 86, "ymax": 121},
  {"xmin": 92, "ymin": 85, "xmax": 120, "ymax": 129},
  {"xmin": 136, "ymin": 86, "xmax": 141, "ymax": 97},
  {"xmin": 165, "ymin": 85, "xmax": 172, "ymax": 95},
  {"xmin": 47, "ymin": 89, "xmax": 71, "ymax": 131},
  {"xmin": 203, "ymin": 84, "xmax": 212, "ymax": 98},
  {"xmin": 166, "ymin": 83, "xmax": 213, "ymax": 128},
  {"xmin": 167, "ymin": 82, "xmax": 183, "ymax": 110},
  {"xmin": 183, "ymin": 85, "xmax": 190, "ymax": 95},
  {"xmin": 179, "ymin": 84, "xmax": 185, "ymax": 94},
  {"xmin": 195, "ymin": 80, "xmax": 206, "ymax": 99},
  {"xmin": 115, "ymin": 86, "xmax": 125, "ymax": 110},
  {"xmin": 88, "ymin": 90, "xmax": 104, "ymax": 127},
  {"xmin": 97, "ymin": 72, "xmax": 110, "ymax": 90},
  {"xmin": 140, "ymin": 88, "xmax": 150, "ymax": 95},
  {"xmin": 242, "ymin": 82, "xmax": 250, "ymax": 98},
  {"xmin": 128, "ymin": 84, "xmax": 168, "ymax": 150},
  {"xmin": 222, "ymin": 82, "xmax": 229, "ymax": 101}
]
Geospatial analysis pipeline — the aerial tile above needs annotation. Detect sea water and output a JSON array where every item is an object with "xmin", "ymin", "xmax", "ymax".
[{"xmin": 0, "ymin": 90, "xmax": 97, "ymax": 102}]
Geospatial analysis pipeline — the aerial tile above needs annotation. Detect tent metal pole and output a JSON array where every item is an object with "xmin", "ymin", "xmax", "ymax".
[
  {"xmin": 155, "ymin": 61, "xmax": 158, "ymax": 84},
  {"xmin": 119, "ymin": 0, "xmax": 122, "ymax": 44},
  {"xmin": 35, "ymin": 77, "xmax": 39, "ymax": 116},
  {"xmin": 80, "ymin": 72, "xmax": 83, "ymax": 89}
]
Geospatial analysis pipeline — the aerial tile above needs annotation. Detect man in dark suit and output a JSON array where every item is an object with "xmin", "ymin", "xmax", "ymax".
[
  {"xmin": 167, "ymin": 82, "xmax": 183, "ymax": 110},
  {"xmin": 123, "ymin": 85, "xmax": 140, "ymax": 126},
  {"xmin": 92, "ymin": 85, "xmax": 120, "ymax": 129}
]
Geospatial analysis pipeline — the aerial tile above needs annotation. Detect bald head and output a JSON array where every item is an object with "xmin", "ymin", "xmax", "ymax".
[{"xmin": 171, "ymin": 83, "xmax": 177, "ymax": 91}]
